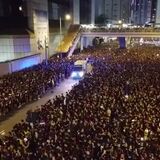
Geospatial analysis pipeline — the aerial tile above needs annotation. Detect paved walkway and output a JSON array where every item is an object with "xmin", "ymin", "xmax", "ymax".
[{"xmin": 0, "ymin": 78, "xmax": 79, "ymax": 136}]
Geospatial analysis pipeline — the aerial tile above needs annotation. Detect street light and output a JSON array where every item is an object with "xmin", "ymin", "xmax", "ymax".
[
  {"xmin": 118, "ymin": 20, "xmax": 122, "ymax": 24},
  {"xmin": 118, "ymin": 20, "xmax": 123, "ymax": 29},
  {"xmin": 65, "ymin": 14, "xmax": 71, "ymax": 20},
  {"xmin": 45, "ymin": 36, "xmax": 48, "ymax": 65},
  {"xmin": 19, "ymin": 6, "xmax": 23, "ymax": 11}
]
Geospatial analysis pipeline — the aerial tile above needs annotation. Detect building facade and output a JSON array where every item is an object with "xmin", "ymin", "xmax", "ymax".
[
  {"xmin": 131, "ymin": 0, "xmax": 156, "ymax": 25},
  {"xmin": 0, "ymin": 0, "xmax": 49, "ymax": 62},
  {"xmin": 80, "ymin": 0, "xmax": 92, "ymax": 24},
  {"xmin": 155, "ymin": 0, "xmax": 160, "ymax": 26},
  {"xmin": 151, "ymin": 0, "xmax": 157, "ymax": 22},
  {"xmin": 104, "ymin": 0, "xmax": 130, "ymax": 23},
  {"xmin": 0, "ymin": 1, "xmax": 3, "ymax": 16},
  {"xmin": 73, "ymin": 0, "xmax": 93, "ymax": 24},
  {"xmin": 95, "ymin": 0, "xmax": 105, "ymax": 18},
  {"xmin": 72, "ymin": 0, "xmax": 130, "ymax": 25}
]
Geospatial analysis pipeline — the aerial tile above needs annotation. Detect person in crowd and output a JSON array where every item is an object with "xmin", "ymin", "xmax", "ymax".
[
  {"xmin": 0, "ymin": 58, "xmax": 73, "ymax": 118},
  {"xmin": 0, "ymin": 45, "xmax": 160, "ymax": 159}
]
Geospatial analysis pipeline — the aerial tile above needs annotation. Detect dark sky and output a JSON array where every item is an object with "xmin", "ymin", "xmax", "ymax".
[
  {"xmin": 0, "ymin": 0, "xmax": 27, "ymax": 29},
  {"xmin": 2, "ymin": 0, "xmax": 23, "ymax": 16}
]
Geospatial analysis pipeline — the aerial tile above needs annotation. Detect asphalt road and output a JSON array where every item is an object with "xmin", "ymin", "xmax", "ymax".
[{"xmin": 0, "ymin": 78, "xmax": 79, "ymax": 137}]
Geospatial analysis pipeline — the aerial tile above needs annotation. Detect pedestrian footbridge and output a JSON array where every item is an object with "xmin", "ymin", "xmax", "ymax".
[
  {"xmin": 81, "ymin": 32, "xmax": 160, "ymax": 38},
  {"xmin": 56, "ymin": 25, "xmax": 160, "ymax": 56},
  {"xmin": 56, "ymin": 25, "xmax": 80, "ymax": 53}
]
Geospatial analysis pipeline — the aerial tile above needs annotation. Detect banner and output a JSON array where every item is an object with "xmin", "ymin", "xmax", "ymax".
[{"xmin": 118, "ymin": 37, "xmax": 126, "ymax": 49}]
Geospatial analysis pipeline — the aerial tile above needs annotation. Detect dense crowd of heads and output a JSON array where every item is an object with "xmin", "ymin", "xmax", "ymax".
[
  {"xmin": 0, "ymin": 46, "xmax": 160, "ymax": 159},
  {"xmin": 0, "ymin": 58, "xmax": 73, "ymax": 119}
]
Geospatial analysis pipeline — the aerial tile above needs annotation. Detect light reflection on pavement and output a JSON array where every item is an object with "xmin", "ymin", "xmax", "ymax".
[{"xmin": 0, "ymin": 78, "xmax": 79, "ymax": 136}]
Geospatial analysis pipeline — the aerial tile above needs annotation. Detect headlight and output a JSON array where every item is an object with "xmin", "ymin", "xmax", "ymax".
[
  {"xmin": 71, "ymin": 72, "xmax": 77, "ymax": 77},
  {"xmin": 79, "ymin": 71, "xmax": 84, "ymax": 77}
]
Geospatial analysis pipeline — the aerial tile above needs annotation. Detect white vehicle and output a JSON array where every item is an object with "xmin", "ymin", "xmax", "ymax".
[{"xmin": 71, "ymin": 60, "xmax": 87, "ymax": 78}]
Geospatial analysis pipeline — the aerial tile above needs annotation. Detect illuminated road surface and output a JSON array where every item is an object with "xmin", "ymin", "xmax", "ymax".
[{"xmin": 0, "ymin": 78, "xmax": 79, "ymax": 136}]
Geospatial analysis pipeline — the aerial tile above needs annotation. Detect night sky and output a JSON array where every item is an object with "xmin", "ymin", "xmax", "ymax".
[
  {"xmin": 2, "ymin": 0, "xmax": 24, "ymax": 17},
  {"xmin": 0, "ymin": 0, "xmax": 27, "ymax": 30}
]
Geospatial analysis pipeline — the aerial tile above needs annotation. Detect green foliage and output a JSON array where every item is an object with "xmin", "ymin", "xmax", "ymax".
[{"xmin": 95, "ymin": 14, "xmax": 107, "ymax": 25}]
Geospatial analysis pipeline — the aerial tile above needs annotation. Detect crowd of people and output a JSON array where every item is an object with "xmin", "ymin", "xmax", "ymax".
[
  {"xmin": 0, "ymin": 58, "xmax": 73, "ymax": 119},
  {"xmin": 0, "ymin": 45, "xmax": 160, "ymax": 159}
]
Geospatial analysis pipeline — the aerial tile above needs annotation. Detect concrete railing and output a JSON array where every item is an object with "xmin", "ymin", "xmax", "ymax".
[
  {"xmin": 67, "ymin": 33, "xmax": 81, "ymax": 57},
  {"xmin": 80, "ymin": 27, "xmax": 160, "ymax": 33},
  {"xmin": 81, "ymin": 32, "xmax": 160, "ymax": 38},
  {"xmin": 56, "ymin": 25, "xmax": 81, "ymax": 53}
]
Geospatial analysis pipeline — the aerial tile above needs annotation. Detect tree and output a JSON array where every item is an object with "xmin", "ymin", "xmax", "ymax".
[{"xmin": 95, "ymin": 14, "xmax": 106, "ymax": 25}]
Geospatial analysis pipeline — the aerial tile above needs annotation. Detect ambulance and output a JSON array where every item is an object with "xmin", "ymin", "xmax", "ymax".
[{"xmin": 71, "ymin": 60, "xmax": 87, "ymax": 79}]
